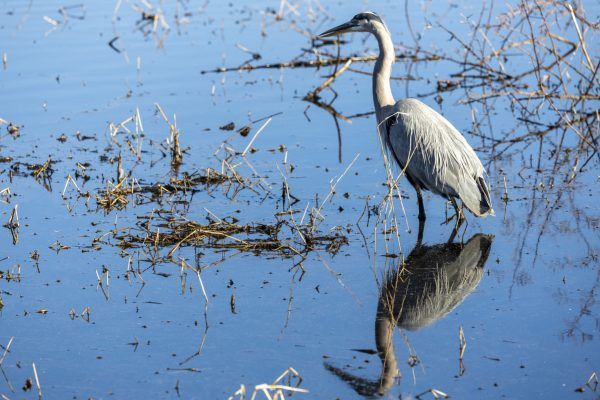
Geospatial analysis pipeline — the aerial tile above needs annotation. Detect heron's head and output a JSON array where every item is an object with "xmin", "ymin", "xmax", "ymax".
[{"xmin": 319, "ymin": 12, "xmax": 388, "ymax": 38}]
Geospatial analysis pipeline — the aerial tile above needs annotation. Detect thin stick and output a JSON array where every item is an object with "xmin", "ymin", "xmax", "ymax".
[
  {"xmin": 32, "ymin": 362, "xmax": 42, "ymax": 399},
  {"xmin": 459, "ymin": 325, "xmax": 467, "ymax": 376},
  {"xmin": 242, "ymin": 117, "xmax": 272, "ymax": 156},
  {"xmin": 0, "ymin": 337, "xmax": 14, "ymax": 365},
  {"xmin": 195, "ymin": 268, "xmax": 209, "ymax": 307},
  {"xmin": 566, "ymin": 3, "xmax": 594, "ymax": 72}
]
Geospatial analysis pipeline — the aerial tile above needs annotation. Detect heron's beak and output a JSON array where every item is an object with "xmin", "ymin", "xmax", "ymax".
[{"xmin": 318, "ymin": 21, "xmax": 357, "ymax": 38}]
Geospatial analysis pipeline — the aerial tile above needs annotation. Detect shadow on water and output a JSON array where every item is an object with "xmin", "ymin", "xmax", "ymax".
[{"xmin": 325, "ymin": 233, "xmax": 494, "ymax": 397}]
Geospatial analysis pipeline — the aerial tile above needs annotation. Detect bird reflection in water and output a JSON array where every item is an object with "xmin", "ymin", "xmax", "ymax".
[{"xmin": 325, "ymin": 233, "xmax": 494, "ymax": 396}]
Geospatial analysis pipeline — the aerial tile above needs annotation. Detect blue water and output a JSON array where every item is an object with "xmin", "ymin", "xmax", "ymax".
[{"xmin": 1, "ymin": 1, "xmax": 598, "ymax": 399}]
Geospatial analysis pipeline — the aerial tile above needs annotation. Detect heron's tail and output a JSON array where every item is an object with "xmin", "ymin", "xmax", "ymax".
[
  {"xmin": 460, "ymin": 176, "xmax": 494, "ymax": 217},
  {"xmin": 476, "ymin": 176, "xmax": 494, "ymax": 216}
]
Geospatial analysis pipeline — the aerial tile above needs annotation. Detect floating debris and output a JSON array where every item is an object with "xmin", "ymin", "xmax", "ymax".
[
  {"xmin": 48, "ymin": 241, "xmax": 70, "ymax": 253},
  {"xmin": 99, "ymin": 210, "xmax": 347, "ymax": 261},
  {"xmin": 7, "ymin": 123, "xmax": 20, "ymax": 137},
  {"xmin": 220, "ymin": 122, "xmax": 235, "ymax": 131},
  {"xmin": 8, "ymin": 158, "xmax": 56, "ymax": 191},
  {"xmin": 575, "ymin": 372, "xmax": 598, "ymax": 393},
  {"xmin": 237, "ymin": 126, "xmax": 251, "ymax": 137},
  {"xmin": 22, "ymin": 378, "xmax": 33, "ymax": 392},
  {"xmin": 95, "ymin": 168, "xmax": 236, "ymax": 211}
]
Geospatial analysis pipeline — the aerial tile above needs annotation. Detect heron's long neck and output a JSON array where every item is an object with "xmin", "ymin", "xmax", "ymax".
[{"xmin": 372, "ymin": 27, "xmax": 396, "ymax": 119}]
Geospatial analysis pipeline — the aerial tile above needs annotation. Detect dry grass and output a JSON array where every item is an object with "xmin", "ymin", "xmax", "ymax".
[
  {"xmin": 3, "ymin": 205, "xmax": 19, "ymax": 245},
  {"xmin": 154, "ymin": 103, "xmax": 182, "ymax": 167},
  {"xmin": 5, "ymin": 158, "xmax": 56, "ymax": 191},
  {"xmin": 102, "ymin": 210, "xmax": 347, "ymax": 261},
  {"xmin": 95, "ymin": 178, "xmax": 139, "ymax": 211},
  {"xmin": 228, "ymin": 367, "xmax": 307, "ymax": 400},
  {"xmin": 94, "ymin": 169, "xmax": 234, "ymax": 211}
]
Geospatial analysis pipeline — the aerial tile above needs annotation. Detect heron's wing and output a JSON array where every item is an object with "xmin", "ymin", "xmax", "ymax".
[{"xmin": 384, "ymin": 99, "xmax": 493, "ymax": 216}]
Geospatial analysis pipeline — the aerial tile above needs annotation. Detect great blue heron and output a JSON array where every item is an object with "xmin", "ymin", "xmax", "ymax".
[{"xmin": 319, "ymin": 12, "xmax": 494, "ymax": 223}]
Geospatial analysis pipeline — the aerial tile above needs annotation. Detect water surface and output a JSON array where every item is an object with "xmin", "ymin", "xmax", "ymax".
[{"xmin": 0, "ymin": 1, "xmax": 598, "ymax": 399}]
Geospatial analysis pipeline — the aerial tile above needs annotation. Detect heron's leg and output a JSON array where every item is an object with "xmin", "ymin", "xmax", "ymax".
[
  {"xmin": 416, "ymin": 218, "xmax": 425, "ymax": 249},
  {"xmin": 446, "ymin": 199, "xmax": 463, "ymax": 242},
  {"xmin": 415, "ymin": 186, "xmax": 426, "ymax": 222},
  {"xmin": 448, "ymin": 225, "xmax": 458, "ymax": 243},
  {"xmin": 448, "ymin": 215, "xmax": 467, "ymax": 243},
  {"xmin": 450, "ymin": 198, "xmax": 465, "ymax": 225},
  {"xmin": 442, "ymin": 198, "xmax": 465, "ymax": 225}
]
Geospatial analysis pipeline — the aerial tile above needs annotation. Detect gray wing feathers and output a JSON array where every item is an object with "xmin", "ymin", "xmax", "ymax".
[{"xmin": 383, "ymin": 99, "xmax": 493, "ymax": 216}]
